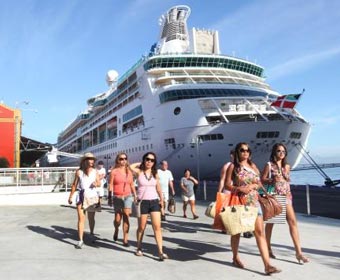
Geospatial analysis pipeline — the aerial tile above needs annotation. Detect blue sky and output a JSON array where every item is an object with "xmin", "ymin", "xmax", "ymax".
[{"xmin": 1, "ymin": 0, "xmax": 340, "ymax": 162}]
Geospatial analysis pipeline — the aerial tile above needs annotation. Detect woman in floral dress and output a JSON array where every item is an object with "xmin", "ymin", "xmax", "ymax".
[
  {"xmin": 225, "ymin": 142, "xmax": 281, "ymax": 275},
  {"xmin": 261, "ymin": 143, "xmax": 309, "ymax": 264}
]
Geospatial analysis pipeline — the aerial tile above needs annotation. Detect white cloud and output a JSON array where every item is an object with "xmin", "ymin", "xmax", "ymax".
[{"xmin": 267, "ymin": 46, "xmax": 340, "ymax": 80}]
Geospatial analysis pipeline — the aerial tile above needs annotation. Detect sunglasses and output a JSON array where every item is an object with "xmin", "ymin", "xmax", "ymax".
[
  {"xmin": 239, "ymin": 148, "xmax": 250, "ymax": 153},
  {"xmin": 119, "ymin": 157, "xmax": 127, "ymax": 161},
  {"xmin": 145, "ymin": 157, "xmax": 155, "ymax": 163},
  {"xmin": 276, "ymin": 150, "xmax": 286, "ymax": 154}
]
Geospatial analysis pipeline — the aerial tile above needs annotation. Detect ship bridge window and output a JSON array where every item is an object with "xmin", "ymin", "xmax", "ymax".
[
  {"xmin": 289, "ymin": 132, "xmax": 302, "ymax": 139},
  {"xmin": 256, "ymin": 131, "xmax": 280, "ymax": 138},
  {"xmin": 145, "ymin": 56, "xmax": 264, "ymax": 77},
  {"xmin": 159, "ymin": 88, "xmax": 266, "ymax": 104}
]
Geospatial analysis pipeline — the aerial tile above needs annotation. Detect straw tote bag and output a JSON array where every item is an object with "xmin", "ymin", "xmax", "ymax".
[{"xmin": 219, "ymin": 204, "xmax": 258, "ymax": 235}]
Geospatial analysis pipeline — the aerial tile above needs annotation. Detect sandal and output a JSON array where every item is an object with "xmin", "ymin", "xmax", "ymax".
[
  {"xmin": 159, "ymin": 253, "xmax": 169, "ymax": 261},
  {"xmin": 265, "ymin": 265, "xmax": 281, "ymax": 275},
  {"xmin": 135, "ymin": 249, "xmax": 143, "ymax": 257},
  {"xmin": 232, "ymin": 258, "xmax": 245, "ymax": 269},
  {"xmin": 296, "ymin": 254, "xmax": 309, "ymax": 264}
]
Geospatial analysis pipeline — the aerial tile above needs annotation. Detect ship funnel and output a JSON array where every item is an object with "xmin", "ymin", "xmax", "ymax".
[{"xmin": 158, "ymin": 5, "xmax": 191, "ymax": 54}]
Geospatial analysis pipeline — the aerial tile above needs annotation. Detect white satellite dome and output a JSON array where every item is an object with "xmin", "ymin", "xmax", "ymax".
[{"xmin": 106, "ymin": 70, "xmax": 119, "ymax": 86}]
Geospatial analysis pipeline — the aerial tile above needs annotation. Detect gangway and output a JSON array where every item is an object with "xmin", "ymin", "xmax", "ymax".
[
  {"xmin": 46, "ymin": 147, "xmax": 82, "ymax": 164},
  {"xmin": 295, "ymin": 143, "xmax": 340, "ymax": 187}
]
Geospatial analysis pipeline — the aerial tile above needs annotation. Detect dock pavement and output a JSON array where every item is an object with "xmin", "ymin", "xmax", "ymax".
[{"xmin": 0, "ymin": 198, "xmax": 339, "ymax": 280}]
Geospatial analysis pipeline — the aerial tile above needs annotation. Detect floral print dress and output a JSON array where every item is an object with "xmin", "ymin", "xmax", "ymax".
[
  {"xmin": 234, "ymin": 165, "xmax": 261, "ymax": 207},
  {"xmin": 270, "ymin": 162, "xmax": 293, "ymax": 205}
]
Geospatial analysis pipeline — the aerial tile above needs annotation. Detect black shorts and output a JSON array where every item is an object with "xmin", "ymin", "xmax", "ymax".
[{"xmin": 140, "ymin": 199, "xmax": 161, "ymax": 215}]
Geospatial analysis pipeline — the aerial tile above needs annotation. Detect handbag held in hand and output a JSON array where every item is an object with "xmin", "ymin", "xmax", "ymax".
[
  {"xmin": 167, "ymin": 196, "xmax": 176, "ymax": 214},
  {"xmin": 205, "ymin": 201, "xmax": 216, "ymax": 218},
  {"xmin": 258, "ymin": 186, "xmax": 283, "ymax": 221}
]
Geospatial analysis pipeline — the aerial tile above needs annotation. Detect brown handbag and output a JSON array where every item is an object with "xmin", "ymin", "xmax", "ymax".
[{"xmin": 258, "ymin": 186, "xmax": 283, "ymax": 221}]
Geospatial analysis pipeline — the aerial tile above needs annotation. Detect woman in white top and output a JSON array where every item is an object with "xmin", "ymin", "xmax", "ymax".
[{"xmin": 68, "ymin": 152, "xmax": 100, "ymax": 249}]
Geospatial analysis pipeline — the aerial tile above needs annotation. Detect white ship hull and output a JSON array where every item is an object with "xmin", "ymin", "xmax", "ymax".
[{"xmin": 57, "ymin": 5, "xmax": 311, "ymax": 180}]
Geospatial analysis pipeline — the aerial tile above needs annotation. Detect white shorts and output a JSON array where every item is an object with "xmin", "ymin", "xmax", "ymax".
[
  {"xmin": 182, "ymin": 194, "xmax": 195, "ymax": 202},
  {"xmin": 162, "ymin": 191, "xmax": 169, "ymax": 201},
  {"xmin": 97, "ymin": 186, "xmax": 104, "ymax": 197}
]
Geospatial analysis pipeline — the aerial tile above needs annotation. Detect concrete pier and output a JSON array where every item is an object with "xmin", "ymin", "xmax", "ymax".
[{"xmin": 0, "ymin": 200, "xmax": 339, "ymax": 280}]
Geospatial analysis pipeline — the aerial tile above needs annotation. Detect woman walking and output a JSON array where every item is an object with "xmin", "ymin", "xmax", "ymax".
[
  {"xmin": 225, "ymin": 143, "xmax": 281, "ymax": 275},
  {"xmin": 68, "ymin": 152, "xmax": 100, "ymax": 249},
  {"xmin": 180, "ymin": 169, "xmax": 199, "ymax": 219},
  {"xmin": 130, "ymin": 152, "xmax": 168, "ymax": 261},
  {"xmin": 108, "ymin": 152, "xmax": 137, "ymax": 247},
  {"xmin": 261, "ymin": 143, "xmax": 309, "ymax": 263}
]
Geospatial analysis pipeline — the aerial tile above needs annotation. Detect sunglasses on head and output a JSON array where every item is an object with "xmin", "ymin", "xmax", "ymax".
[
  {"xmin": 145, "ymin": 157, "xmax": 155, "ymax": 163},
  {"xmin": 239, "ymin": 148, "xmax": 250, "ymax": 153},
  {"xmin": 119, "ymin": 157, "xmax": 127, "ymax": 161}
]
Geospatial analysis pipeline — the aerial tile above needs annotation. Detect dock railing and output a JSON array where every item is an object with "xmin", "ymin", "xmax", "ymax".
[{"xmin": 0, "ymin": 167, "xmax": 78, "ymax": 193}]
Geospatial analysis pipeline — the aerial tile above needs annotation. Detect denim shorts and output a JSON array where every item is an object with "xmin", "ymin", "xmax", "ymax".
[
  {"xmin": 140, "ymin": 199, "xmax": 161, "ymax": 215},
  {"xmin": 113, "ymin": 195, "xmax": 134, "ymax": 211}
]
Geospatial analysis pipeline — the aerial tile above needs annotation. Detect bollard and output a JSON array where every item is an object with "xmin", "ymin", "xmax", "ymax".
[
  {"xmin": 306, "ymin": 184, "xmax": 311, "ymax": 216},
  {"xmin": 203, "ymin": 180, "xmax": 207, "ymax": 201}
]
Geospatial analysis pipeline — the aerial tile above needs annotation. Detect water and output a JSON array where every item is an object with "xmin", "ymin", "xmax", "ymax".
[{"xmin": 291, "ymin": 167, "xmax": 340, "ymax": 186}]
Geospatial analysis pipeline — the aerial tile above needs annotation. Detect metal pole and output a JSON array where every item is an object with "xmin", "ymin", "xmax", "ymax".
[
  {"xmin": 203, "ymin": 180, "xmax": 207, "ymax": 201},
  {"xmin": 306, "ymin": 184, "xmax": 311, "ymax": 216},
  {"xmin": 196, "ymin": 137, "xmax": 200, "ymax": 182}
]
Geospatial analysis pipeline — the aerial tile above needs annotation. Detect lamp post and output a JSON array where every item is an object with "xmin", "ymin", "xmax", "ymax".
[{"xmin": 190, "ymin": 136, "xmax": 203, "ymax": 182}]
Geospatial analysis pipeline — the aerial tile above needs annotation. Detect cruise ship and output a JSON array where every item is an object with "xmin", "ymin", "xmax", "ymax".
[{"xmin": 57, "ymin": 5, "xmax": 311, "ymax": 180}]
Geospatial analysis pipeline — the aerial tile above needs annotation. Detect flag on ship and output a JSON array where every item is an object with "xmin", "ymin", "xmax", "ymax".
[{"xmin": 271, "ymin": 93, "xmax": 302, "ymax": 109}]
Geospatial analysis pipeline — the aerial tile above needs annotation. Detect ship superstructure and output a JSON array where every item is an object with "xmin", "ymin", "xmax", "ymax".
[{"xmin": 57, "ymin": 5, "xmax": 311, "ymax": 179}]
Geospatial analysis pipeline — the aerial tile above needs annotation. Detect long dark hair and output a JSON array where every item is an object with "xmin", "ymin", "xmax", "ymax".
[
  {"xmin": 232, "ymin": 142, "xmax": 253, "ymax": 181},
  {"xmin": 270, "ymin": 143, "xmax": 288, "ymax": 168},
  {"xmin": 139, "ymin": 152, "xmax": 158, "ymax": 178},
  {"xmin": 79, "ymin": 159, "xmax": 94, "ymax": 176}
]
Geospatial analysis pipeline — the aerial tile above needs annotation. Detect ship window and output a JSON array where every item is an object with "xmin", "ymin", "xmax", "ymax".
[
  {"xmin": 290, "ymin": 132, "xmax": 302, "ymax": 139},
  {"xmin": 256, "ymin": 131, "xmax": 280, "ymax": 138},
  {"xmin": 174, "ymin": 107, "xmax": 181, "ymax": 115},
  {"xmin": 159, "ymin": 88, "xmax": 266, "ymax": 103},
  {"xmin": 199, "ymin": 134, "xmax": 224, "ymax": 141},
  {"xmin": 145, "ymin": 56, "xmax": 263, "ymax": 77}
]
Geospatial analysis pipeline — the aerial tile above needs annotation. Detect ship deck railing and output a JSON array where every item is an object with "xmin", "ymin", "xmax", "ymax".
[{"xmin": 0, "ymin": 167, "xmax": 78, "ymax": 194}]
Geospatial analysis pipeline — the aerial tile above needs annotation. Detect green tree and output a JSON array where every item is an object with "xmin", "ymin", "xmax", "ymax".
[{"xmin": 0, "ymin": 157, "xmax": 10, "ymax": 168}]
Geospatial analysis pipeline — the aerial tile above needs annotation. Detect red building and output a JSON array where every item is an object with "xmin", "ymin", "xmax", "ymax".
[{"xmin": 0, "ymin": 103, "xmax": 22, "ymax": 167}]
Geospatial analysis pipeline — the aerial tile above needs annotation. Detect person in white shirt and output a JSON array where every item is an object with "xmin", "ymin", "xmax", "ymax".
[
  {"xmin": 96, "ymin": 160, "xmax": 106, "ymax": 207},
  {"xmin": 158, "ymin": 160, "xmax": 175, "ymax": 221}
]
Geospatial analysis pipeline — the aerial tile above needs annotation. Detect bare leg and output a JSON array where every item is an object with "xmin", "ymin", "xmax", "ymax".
[
  {"xmin": 189, "ymin": 200, "xmax": 198, "ymax": 218},
  {"xmin": 87, "ymin": 211, "xmax": 95, "ymax": 234},
  {"xmin": 183, "ymin": 201, "xmax": 188, "ymax": 217},
  {"xmin": 265, "ymin": 223, "xmax": 275, "ymax": 257},
  {"xmin": 254, "ymin": 215, "xmax": 281, "ymax": 274},
  {"xmin": 122, "ymin": 208, "xmax": 131, "ymax": 244},
  {"xmin": 77, "ymin": 205, "xmax": 85, "ymax": 241},
  {"xmin": 114, "ymin": 211, "xmax": 122, "ymax": 241},
  {"xmin": 136, "ymin": 214, "xmax": 148, "ymax": 251},
  {"xmin": 150, "ymin": 211, "xmax": 164, "ymax": 256},
  {"xmin": 230, "ymin": 233, "xmax": 244, "ymax": 268},
  {"xmin": 286, "ymin": 204, "xmax": 309, "ymax": 263}
]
